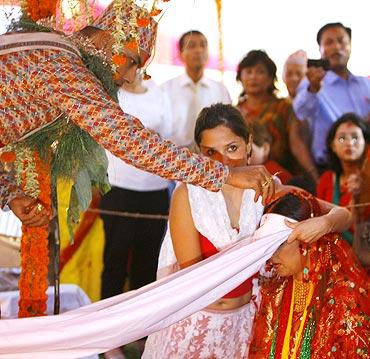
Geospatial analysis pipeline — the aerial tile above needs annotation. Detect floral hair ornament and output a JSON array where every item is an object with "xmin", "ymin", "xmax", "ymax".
[
  {"xmin": 19, "ymin": 0, "xmax": 99, "ymax": 27},
  {"xmin": 92, "ymin": 0, "xmax": 169, "ymax": 75},
  {"xmin": 20, "ymin": 0, "xmax": 58, "ymax": 21},
  {"xmin": 21, "ymin": 0, "xmax": 169, "ymax": 76}
]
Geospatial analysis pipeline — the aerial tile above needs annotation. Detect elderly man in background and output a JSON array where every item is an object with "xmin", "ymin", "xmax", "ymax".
[{"xmin": 162, "ymin": 30, "xmax": 231, "ymax": 149}]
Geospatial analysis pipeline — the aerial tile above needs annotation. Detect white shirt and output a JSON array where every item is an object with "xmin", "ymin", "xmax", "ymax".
[
  {"xmin": 106, "ymin": 80, "xmax": 173, "ymax": 191},
  {"xmin": 161, "ymin": 73, "xmax": 231, "ymax": 146}
]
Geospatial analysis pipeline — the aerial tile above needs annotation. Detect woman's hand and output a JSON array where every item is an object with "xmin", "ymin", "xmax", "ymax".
[{"xmin": 285, "ymin": 215, "xmax": 332, "ymax": 244}]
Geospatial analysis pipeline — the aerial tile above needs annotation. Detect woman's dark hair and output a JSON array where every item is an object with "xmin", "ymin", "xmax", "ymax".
[
  {"xmin": 326, "ymin": 112, "xmax": 370, "ymax": 175},
  {"xmin": 194, "ymin": 103, "xmax": 250, "ymax": 146},
  {"xmin": 264, "ymin": 191, "xmax": 321, "ymax": 221},
  {"xmin": 287, "ymin": 176, "xmax": 316, "ymax": 196},
  {"xmin": 236, "ymin": 50, "xmax": 277, "ymax": 95}
]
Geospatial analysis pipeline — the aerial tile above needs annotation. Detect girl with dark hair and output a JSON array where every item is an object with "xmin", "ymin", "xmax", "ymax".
[
  {"xmin": 249, "ymin": 190, "xmax": 370, "ymax": 358},
  {"xmin": 143, "ymin": 103, "xmax": 351, "ymax": 358},
  {"xmin": 317, "ymin": 113, "xmax": 370, "ymax": 244},
  {"xmin": 236, "ymin": 50, "xmax": 319, "ymax": 181}
]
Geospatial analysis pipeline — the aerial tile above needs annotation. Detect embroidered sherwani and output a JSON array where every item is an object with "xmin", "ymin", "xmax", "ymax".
[{"xmin": 0, "ymin": 32, "xmax": 228, "ymax": 207}]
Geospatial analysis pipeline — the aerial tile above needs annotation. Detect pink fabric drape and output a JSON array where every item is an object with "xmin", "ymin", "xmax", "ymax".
[{"xmin": 0, "ymin": 214, "xmax": 291, "ymax": 359}]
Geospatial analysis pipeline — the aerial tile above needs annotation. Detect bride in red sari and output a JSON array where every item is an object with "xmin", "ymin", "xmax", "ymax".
[{"xmin": 249, "ymin": 190, "xmax": 370, "ymax": 358}]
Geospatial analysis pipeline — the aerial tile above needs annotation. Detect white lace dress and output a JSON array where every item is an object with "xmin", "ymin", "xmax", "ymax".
[{"xmin": 142, "ymin": 185, "xmax": 264, "ymax": 359}]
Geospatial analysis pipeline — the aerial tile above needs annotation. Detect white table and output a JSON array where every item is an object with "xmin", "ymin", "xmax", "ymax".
[
  {"xmin": 0, "ymin": 284, "xmax": 99, "ymax": 359},
  {"xmin": 0, "ymin": 209, "xmax": 21, "ymax": 268},
  {"xmin": 0, "ymin": 209, "xmax": 22, "ymax": 238}
]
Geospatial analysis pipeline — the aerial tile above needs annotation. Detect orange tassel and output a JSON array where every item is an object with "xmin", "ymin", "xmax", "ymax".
[
  {"xmin": 137, "ymin": 17, "xmax": 150, "ymax": 27},
  {"xmin": 18, "ymin": 151, "xmax": 51, "ymax": 318},
  {"xmin": 126, "ymin": 40, "xmax": 139, "ymax": 51},
  {"xmin": 112, "ymin": 54, "xmax": 127, "ymax": 66},
  {"xmin": 149, "ymin": 9, "xmax": 162, "ymax": 17},
  {"xmin": 25, "ymin": 0, "xmax": 58, "ymax": 21},
  {"xmin": 0, "ymin": 151, "xmax": 16, "ymax": 162}
]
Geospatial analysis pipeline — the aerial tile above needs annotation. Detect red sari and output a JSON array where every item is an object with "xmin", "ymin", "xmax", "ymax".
[
  {"xmin": 249, "ymin": 235, "xmax": 370, "ymax": 358},
  {"xmin": 316, "ymin": 171, "xmax": 351, "ymax": 206},
  {"xmin": 317, "ymin": 171, "xmax": 355, "ymax": 244},
  {"xmin": 238, "ymin": 96, "xmax": 301, "ymax": 174},
  {"xmin": 250, "ymin": 190, "xmax": 369, "ymax": 358}
]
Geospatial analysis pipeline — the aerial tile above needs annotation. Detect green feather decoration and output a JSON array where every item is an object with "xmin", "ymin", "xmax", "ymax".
[{"xmin": 7, "ymin": 16, "xmax": 119, "ymax": 238}]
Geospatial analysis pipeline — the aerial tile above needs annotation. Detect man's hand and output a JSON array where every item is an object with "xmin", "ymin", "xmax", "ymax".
[
  {"xmin": 9, "ymin": 195, "xmax": 50, "ymax": 227},
  {"xmin": 226, "ymin": 165, "xmax": 275, "ymax": 205},
  {"xmin": 306, "ymin": 66, "xmax": 326, "ymax": 93}
]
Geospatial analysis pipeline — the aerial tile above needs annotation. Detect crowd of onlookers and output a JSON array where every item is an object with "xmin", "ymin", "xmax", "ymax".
[
  {"xmin": 101, "ymin": 21, "xmax": 369, "ymax": 358},
  {"xmin": 0, "ymin": 5, "xmax": 368, "ymax": 357}
]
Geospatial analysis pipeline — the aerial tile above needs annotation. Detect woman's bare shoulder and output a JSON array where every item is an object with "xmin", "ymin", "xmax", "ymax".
[{"xmin": 172, "ymin": 183, "xmax": 189, "ymax": 201}]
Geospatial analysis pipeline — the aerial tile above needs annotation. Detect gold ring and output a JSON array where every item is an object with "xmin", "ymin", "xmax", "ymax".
[
  {"xmin": 262, "ymin": 177, "xmax": 272, "ymax": 187},
  {"xmin": 36, "ymin": 203, "xmax": 43, "ymax": 213}
]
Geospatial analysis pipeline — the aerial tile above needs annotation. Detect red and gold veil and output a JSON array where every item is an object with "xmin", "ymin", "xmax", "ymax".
[{"xmin": 250, "ymin": 190, "xmax": 370, "ymax": 358}]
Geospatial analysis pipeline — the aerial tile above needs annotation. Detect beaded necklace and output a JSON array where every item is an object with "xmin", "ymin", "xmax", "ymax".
[
  {"xmin": 293, "ymin": 279, "xmax": 311, "ymax": 313},
  {"xmin": 269, "ymin": 279, "xmax": 315, "ymax": 359}
]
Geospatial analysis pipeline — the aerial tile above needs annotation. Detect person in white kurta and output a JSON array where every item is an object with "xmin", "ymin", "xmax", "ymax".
[
  {"xmin": 101, "ymin": 76, "xmax": 174, "ymax": 300},
  {"xmin": 161, "ymin": 30, "xmax": 231, "ymax": 148}
]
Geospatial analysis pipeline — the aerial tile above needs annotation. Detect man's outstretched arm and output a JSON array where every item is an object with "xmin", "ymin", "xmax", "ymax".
[{"xmin": 34, "ymin": 53, "xmax": 274, "ymax": 202}]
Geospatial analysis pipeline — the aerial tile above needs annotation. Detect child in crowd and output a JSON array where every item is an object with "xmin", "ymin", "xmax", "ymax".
[
  {"xmin": 316, "ymin": 113, "xmax": 370, "ymax": 244},
  {"xmin": 250, "ymin": 122, "xmax": 292, "ymax": 184}
]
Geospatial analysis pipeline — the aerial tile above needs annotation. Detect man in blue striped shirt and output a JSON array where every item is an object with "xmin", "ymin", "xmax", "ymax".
[{"xmin": 293, "ymin": 22, "xmax": 370, "ymax": 168}]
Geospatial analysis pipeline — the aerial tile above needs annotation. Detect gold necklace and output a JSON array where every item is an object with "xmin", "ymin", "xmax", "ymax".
[{"xmin": 293, "ymin": 279, "xmax": 311, "ymax": 313}]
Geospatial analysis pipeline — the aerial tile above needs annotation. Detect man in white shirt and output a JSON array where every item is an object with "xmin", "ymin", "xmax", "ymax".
[
  {"xmin": 162, "ymin": 30, "xmax": 231, "ymax": 148},
  {"xmin": 101, "ymin": 75, "xmax": 173, "ymax": 302},
  {"xmin": 101, "ymin": 75, "xmax": 174, "ymax": 358}
]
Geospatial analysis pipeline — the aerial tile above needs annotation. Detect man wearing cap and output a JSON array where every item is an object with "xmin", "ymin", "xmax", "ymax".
[{"xmin": 0, "ymin": 1, "xmax": 274, "ymax": 228}]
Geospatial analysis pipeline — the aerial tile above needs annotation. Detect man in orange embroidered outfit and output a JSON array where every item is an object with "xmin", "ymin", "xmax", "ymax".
[{"xmin": 0, "ymin": 2, "xmax": 274, "ymax": 227}]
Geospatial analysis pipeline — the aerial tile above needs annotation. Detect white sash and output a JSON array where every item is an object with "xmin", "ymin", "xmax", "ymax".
[{"xmin": 0, "ymin": 214, "xmax": 291, "ymax": 359}]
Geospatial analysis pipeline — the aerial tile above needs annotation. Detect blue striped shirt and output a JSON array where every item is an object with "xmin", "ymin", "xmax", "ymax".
[{"xmin": 293, "ymin": 71, "xmax": 370, "ymax": 164}]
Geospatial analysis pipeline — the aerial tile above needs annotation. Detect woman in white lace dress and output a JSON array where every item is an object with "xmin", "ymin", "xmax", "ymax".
[
  {"xmin": 142, "ymin": 104, "xmax": 262, "ymax": 359},
  {"xmin": 142, "ymin": 104, "xmax": 352, "ymax": 359}
]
